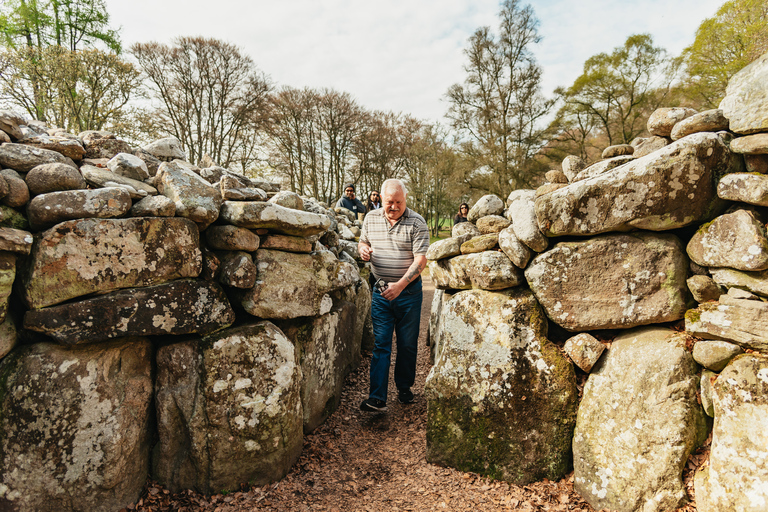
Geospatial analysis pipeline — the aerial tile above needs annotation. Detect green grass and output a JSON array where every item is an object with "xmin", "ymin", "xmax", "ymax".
[{"xmin": 430, "ymin": 229, "xmax": 452, "ymax": 244}]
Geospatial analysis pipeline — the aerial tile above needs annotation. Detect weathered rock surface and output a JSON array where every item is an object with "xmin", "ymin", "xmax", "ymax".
[
  {"xmin": 277, "ymin": 302, "xmax": 357, "ymax": 433},
  {"xmin": 718, "ymin": 50, "xmax": 768, "ymax": 135},
  {"xmin": 268, "ymin": 190, "xmax": 304, "ymax": 210},
  {"xmin": 0, "ymin": 111, "xmax": 23, "ymax": 141},
  {"xmin": 83, "ymin": 137, "xmax": 133, "ymax": 160},
  {"xmin": 467, "ymin": 194, "xmax": 504, "ymax": 222},
  {"xmin": 239, "ymin": 249, "xmax": 357, "ymax": 319},
  {"xmin": 24, "ymin": 279, "xmax": 235, "ymax": 344},
  {"xmin": 686, "ymin": 208, "xmax": 768, "ymax": 271},
  {"xmin": 23, "ymin": 217, "xmax": 202, "ymax": 309},
  {"xmin": 0, "ymin": 313, "xmax": 16, "ymax": 360},
  {"xmin": 0, "ymin": 339, "xmax": 153, "ymax": 511},
  {"xmin": 687, "ymin": 274, "xmax": 723, "ymax": 303},
  {"xmin": 156, "ymin": 162, "xmax": 222, "ymax": 230},
  {"xmin": 545, "ymin": 170, "xmax": 568, "ymax": 184},
  {"xmin": 154, "ymin": 322, "xmax": 302, "ymax": 494},
  {"xmin": 259, "ymin": 234, "xmax": 313, "ymax": 253},
  {"xmin": 25, "ymin": 162, "xmax": 86, "ymax": 195},
  {"xmin": 426, "ymin": 237, "xmax": 462, "ymax": 261},
  {"xmin": 1, "ymin": 168, "xmax": 30, "ymax": 207},
  {"xmin": 730, "ymin": 133, "xmax": 768, "ymax": 154},
  {"xmin": 536, "ymin": 133, "xmax": 731, "ymax": 236},
  {"xmin": 218, "ymin": 251, "xmax": 257, "ymax": 288},
  {"xmin": 717, "ymin": 172, "xmax": 768, "ymax": 206},
  {"xmin": 571, "ymin": 155, "xmax": 635, "ymax": 182},
  {"xmin": 670, "ymin": 109, "xmax": 729, "ymax": 141},
  {"xmin": 573, "ymin": 327, "xmax": 708, "ymax": 512},
  {"xmin": 80, "ymin": 164, "xmax": 158, "ymax": 199},
  {"xmin": 220, "ymin": 173, "xmax": 268, "ymax": 201},
  {"xmin": 27, "ymin": 187, "xmax": 132, "ymax": 231},
  {"xmin": 206, "ymin": 225, "xmax": 260, "ymax": 252},
  {"xmin": 602, "ymin": 144, "xmax": 634, "ymax": 158},
  {"xmin": 451, "ymin": 221, "xmax": 481, "ymax": 238},
  {"xmin": 460, "ymin": 233, "xmax": 498, "ymax": 254},
  {"xmin": 498, "ymin": 224, "xmax": 532, "ymax": 269},
  {"xmin": 475, "ymin": 214, "xmax": 511, "ymax": 234},
  {"xmin": 692, "ymin": 340, "xmax": 744, "ymax": 372},
  {"xmin": 505, "ymin": 190, "xmax": 548, "ymax": 252},
  {"xmin": 130, "ymin": 195, "xmax": 176, "ymax": 217},
  {"xmin": 563, "ymin": 333, "xmax": 605, "ymax": 372},
  {"xmin": 425, "ymin": 288, "xmax": 578, "ymax": 484},
  {"xmin": 107, "ymin": 152, "xmax": 150, "ymax": 181},
  {"xmin": 633, "ymin": 135, "xmax": 670, "ymax": 158},
  {"xmin": 0, "ymin": 142, "xmax": 76, "ymax": 172},
  {"xmin": 429, "ymin": 251, "xmax": 523, "ymax": 291},
  {"xmin": 695, "ymin": 353, "xmax": 768, "ymax": 512},
  {"xmin": 686, "ymin": 295, "xmax": 768, "ymax": 352},
  {"xmin": 0, "ymin": 253, "xmax": 15, "ymax": 323},
  {"xmin": 647, "ymin": 107, "xmax": 697, "ymax": 137},
  {"xmin": 562, "ymin": 155, "xmax": 585, "ymax": 182},
  {"xmin": 525, "ymin": 232, "xmax": 689, "ymax": 331},
  {"xmin": 143, "ymin": 137, "xmax": 185, "ymax": 161},
  {"xmin": 710, "ymin": 267, "xmax": 768, "ymax": 297},
  {"xmin": 220, "ymin": 202, "xmax": 331, "ymax": 237},
  {"xmin": 0, "ymin": 227, "xmax": 33, "ymax": 254},
  {"xmin": 745, "ymin": 154, "xmax": 768, "ymax": 173}
]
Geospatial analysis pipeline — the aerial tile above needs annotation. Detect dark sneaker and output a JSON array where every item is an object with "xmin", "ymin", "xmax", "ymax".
[
  {"xmin": 360, "ymin": 398, "xmax": 388, "ymax": 413},
  {"xmin": 398, "ymin": 389, "xmax": 414, "ymax": 404}
]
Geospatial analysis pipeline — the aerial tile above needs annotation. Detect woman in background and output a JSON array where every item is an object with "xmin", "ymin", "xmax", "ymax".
[
  {"xmin": 366, "ymin": 190, "xmax": 381, "ymax": 211},
  {"xmin": 453, "ymin": 203, "xmax": 469, "ymax": 225}
]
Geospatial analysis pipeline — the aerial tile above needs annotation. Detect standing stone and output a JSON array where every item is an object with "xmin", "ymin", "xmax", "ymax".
[
  {"xmin": 0, "ymin": 142, "xmax": 77, "ymax": 172},
  {"xmin": 25, "ymin": 162, "xmax": 86, "ymax": 195},
  {"xmin": 425, "ymin": 288, "xmax": 578, "ymax": 484},
  {"xmin": 276, "ymin": 302, "xmax": 358, "ymax": 433},
  {"xmin": 670, "ymin": 109, "xmax": 730, "ymax": 141},
  {"xmin": 27, "ymin": 187, "xmax": 132, "ymax": 231},
  {"xmin": 467, "ymin": 194, "xmax": 504, "ymax": 222},
  {"xmin": 23, "ymin": 217, "xmax": 202, "ymax": 309},
  {"xmin": 536, "ymin": 133, "xmax": 731, "ymax": 236},
  {"xmin": 156, "ymin": 161, "xmax": 222, "ymax": 230},
  {"xmin": 695, "ymin": 353, "xmax": 768, "ymax": 512},
  {"xmin": 24, "ymin": 279, "xmax": 235, "ymax": 344},
  {"xmin": 525, "ymin": 232, "xmax": 690, "ymax": 331},
  {"xmin": 686, "ymin": 208, "xmax": 768, "ymax": 271},
  {"xmin": 718, "ymin": 50, "xmax": 768, "ymax": 135},
  {"xmin": 573, "ymin": 327, "xmax": 708, "ymax": 512},
  {"xmin": 154, "ymin": 322, "xmax": 303, "ymax": 494},
  {"xmin": 220, "ymin": 202, "xmax": 331, "ymax": 237},
  {"xmin": 0, "ymin": 339, "xmax": 153, "ymax": 512},
  {"xmin": 239, "ymin": 249, "xmax": 357, "ymax": 319},
  {"xmin": 647, "ymin": 107, "xmax": 698, "ymax": 137}
]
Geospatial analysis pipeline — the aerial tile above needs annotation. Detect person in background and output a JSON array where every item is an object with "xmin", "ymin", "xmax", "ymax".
[
  {"xmin": 335, "ymin": 183, "xmax": 366, "ymax": 218},
  {"xmin": 366, "ymin": 190, "xmax": 381, "ymax": 211},
  {"xmin": 357, "ymin": 179, "xmax": 429, "ymax": 412},
  {"xmin": 453, "ymin": 203, "xmax": 469, "ymax": 225}
]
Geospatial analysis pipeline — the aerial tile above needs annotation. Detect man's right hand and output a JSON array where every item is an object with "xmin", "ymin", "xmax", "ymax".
[{"xmin": 358, "ymin": 244, "xmax": 372, "ymax": 261}]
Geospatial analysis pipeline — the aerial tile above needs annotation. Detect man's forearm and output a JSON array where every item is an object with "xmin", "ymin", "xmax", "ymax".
[{"xmin": 398, "ymin": 255, "xmax": 427, "ymax": 286}]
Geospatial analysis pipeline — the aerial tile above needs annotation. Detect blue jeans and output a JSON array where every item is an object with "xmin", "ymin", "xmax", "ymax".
[{"xmin": 369, "ymin": 280, "xmax": 422, "ymax": 402}]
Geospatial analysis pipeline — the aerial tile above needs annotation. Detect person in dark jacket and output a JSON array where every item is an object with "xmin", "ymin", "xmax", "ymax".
[
  {"xmin": 453, "ymin": 203, "xmax": 469, "ymax": 225},
  {"xmin": 335, "ymin": 183, "xmax": 366, "ymax": 218},
  {"xmin": 366, "ymin": 190, "xmax": 381, "ymax": 211}
]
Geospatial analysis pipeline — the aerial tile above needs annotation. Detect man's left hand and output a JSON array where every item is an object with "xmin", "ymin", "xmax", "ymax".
[{"xmin": 381, "ymin": 280, "xmax": 405, "ymax": 301}]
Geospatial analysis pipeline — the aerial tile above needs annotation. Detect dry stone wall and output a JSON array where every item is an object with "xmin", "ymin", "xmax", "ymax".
[
  {"xmin": 427, "ymin": 51, "xmax": 768, "ymax": 512},
  {"xmin": 0, "ymin": 125, "xmax": 372, "ymax": 509}
]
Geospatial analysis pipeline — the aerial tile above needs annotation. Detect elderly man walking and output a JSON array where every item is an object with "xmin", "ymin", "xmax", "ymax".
[{"xmin": 357, "ymin": 178, "xmax": 429, "ymax": 412}]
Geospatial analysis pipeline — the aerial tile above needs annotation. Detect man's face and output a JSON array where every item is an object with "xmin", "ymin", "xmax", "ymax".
[
  {"xmin": 382, "ymin": 187, "xmax": 406, "ymax": 222},
  {"xmin": 344, "ymin": 187, "xmax": 355, "ymax": 199}
]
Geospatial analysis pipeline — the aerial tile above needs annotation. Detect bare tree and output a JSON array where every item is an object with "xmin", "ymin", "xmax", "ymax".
[{"xmin": 131, "ymin": 37, "xmax": 271, "ymax": 169}]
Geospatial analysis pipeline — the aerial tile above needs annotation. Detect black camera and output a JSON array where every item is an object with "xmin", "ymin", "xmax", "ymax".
[{"xmin": 374, "ymin": 279, "xmax": 388, "ymax": 293}]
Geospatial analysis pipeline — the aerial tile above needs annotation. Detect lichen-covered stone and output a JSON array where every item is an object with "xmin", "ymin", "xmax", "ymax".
[
  {"xmin": 429, "ymin": 251, "xmax": 523, "ymax": 291},
  {"xmin": 505, "ymin": 189, "xmax": 548, "ymax": 252},
  {"xmin": 268, "ymin": 190, "xmax": 304, "ymax": 210},
  {"xmin": 24, "ymin": 279, "xmax": 235, "ymax": 344},
  {"xmin": 685, "ymin": 295, "xmax": 768, "ymax": 352},
  {"xmin": 730, "ymin": 133, "xmax": 768, "ymax": 154},
  {"xmin": 130, "ymin": 195, "xmax": 176, "ymax": 217},
  {"xmin": 467, "ymin": 194, "xmax": 504, "ymax": 222},
  {"xmin": 0, "ymin": 252, "xmax": 15, "ymax": 323},
  {"xmin": 687, "ymin": 275, "xmax": 724, "ymax": 303},
  {"xmin": 0, "ymin": 227, "xmax": 33, "ymax": 254},
  {"xmin": 718, "ymin": 50, "xmax": 768, "ymax": 135},
  {"xmin": 563, "ymin": 333, "xmax": 605, "ymax": 372},
  {"xmin": 239, "ymin": 249, "xmax": 358, "ymax": 319},
  {"xmin": 695, "ymin": 353, "xmax": 768, "ymax": 512},
  {"xmin": 425, "ymin": 288, "xmax": 578, "ymax": 485},
  {"xmin": 0, "ymin": 142, "xmax": 76, "ymax": 172},
  {"xmin": 633, "ymin": 135, "xmax": 670, "ymax": 158},
  {"xmin": 153, "ymin": 322, "xmax": 302, "ymax": 494},
  {"xmin": 497, "ymin": 224, "xmax": 532, "ymax": 269},
  {"xmin": 686, "ymin": 208, "xmax": 768, "ymax": 271},
  {"xmin": 710, "ymin": 267, "xmax": 768, "ymax": 297},
  {"xmin": 572, "ymin": 155, "xmax": 635, "ymax": 182},
  {"xmin": 647, "ymin": 107, "xmax": 697, "ymax": 137},
  {"xmin": 426, "ymin": 237, "xmax": 462, "ymax": 261},
  {"xmin": 536, "ymin": 133, "xmax": 731, "ymax": 236},
  {"xmin": 25, "ymin": 162, "xmax": 86, "ymax": 195},
  {"xmin": 545, "ymin": 169, "xmax": 568, "ymax": 184},
  {"xmin": 692, "ymin": 340, "xmax": 744, "ymax": 372},
  {"xmin": 573, "ymin": 327, "xmax": 708, "ymax": 512},
  {"xmin": 83, "ymin": 136, "xmax": 133, "ymax": 160},
  {"xmin": 700, "ymin": 370, "xmax": 716, "ymax": 418},
  {"xmin": 276, "ymin": 302, "xmax": 357, "ymax": 433},
  {"xmin": 602, "ymin": 144, "xmax": 634, "ymax": 158},
  {"xmin": 80, "ymin": 164, "xmax": 158, "ymax": 199},
  {"xmin": 156, "ymin": 161, "xmax": 222, "ymax": 230},
  {"xmin": 562, "ymin": 155, "xmax": 585, "ymax": 182},
  {"xmin": 107, "ymin": 152, "xmax": 150, "ymax": 181},
  {"xmin": 460, "ymin": 233, "xmax": 498, "ymax": 254},
  {"xmin": 0, "ymin": 205, "xmax": 28, "ymax": 230},
  {"xmin": 23, "ymin": 217, "xmax": 202, "ymax": 309},
  {"xmin": 142, "ymin": 136, "xmax": 185, "ymax": 161},
  {"xmin": 0, "ymin": 168, "xmax": 30, "ymax": 207},
  {"xmin": 451, "ymin": 221, "xmax": 481, "ymax": 238},
  {"xmin": 220, "ymin": 201, "xmax": 331, "ymax": 237},
  {"xmin": 670, "ymin": 109, "xmax": 729, "ymax": 141},
  {"xmin": 260, "ymin": 234, "xmax": 313, "ymax": 253},
  {"xmin": 525, "ymin": 232, "xmax": 690, "ymax": 331},
  {"xmin": 0, "ymin": 338, "xmax": 153, "ymax": 511},
  {"xmin": 218, "ymin": 251, "xmax": 257, "ymax": 289},
  {"xmin": 27, "ymin": 187, "xmax": 132, "ymax": 231},
  {"xmin": 0, "ymin": 313, "xmax": 16, "ymax": 360},
  {"xmin": 717, "ymin": 172, "xmax": 768, "ymax": 206},
  {"xmin": 205, "ymin": 225, "xmax": 260, "ymax": 252},
  {"xmin": 475, "ymin": 214, "xmax": 510, "ymax": 234}
]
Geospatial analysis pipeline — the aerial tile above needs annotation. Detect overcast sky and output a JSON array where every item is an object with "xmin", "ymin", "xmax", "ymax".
[{"xmin": 105, "ymin": 0, "xmax": 725, "ymax": 124}]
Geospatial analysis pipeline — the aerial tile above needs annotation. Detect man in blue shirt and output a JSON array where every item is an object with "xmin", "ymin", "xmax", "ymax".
[{"xmin": 335, "ymin": 183, "xmax": 366, "ymax": 218}]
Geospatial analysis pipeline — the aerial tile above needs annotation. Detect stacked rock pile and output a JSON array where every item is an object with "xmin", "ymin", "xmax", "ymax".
[
  {"xmin": 426, "ymin": 51, "xmax": 768, "ymax": 512},
  {"xmin": 0, "ymin": 121, "xmax": 372, "ymax": 510}
]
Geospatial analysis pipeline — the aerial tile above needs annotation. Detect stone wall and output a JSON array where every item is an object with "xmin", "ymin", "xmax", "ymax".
[
  {"xmin": 426, "ymin": 51, "xmax": 768, "ymax": 512},
  {"xmin": 0, "ymin": 123, "xmax": 372, "ymax": 509}
]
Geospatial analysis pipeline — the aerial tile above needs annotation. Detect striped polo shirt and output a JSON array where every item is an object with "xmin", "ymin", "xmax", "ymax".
[{"xmin": 360, "ymin": 207, "xmax": 430, "ymax": 283}]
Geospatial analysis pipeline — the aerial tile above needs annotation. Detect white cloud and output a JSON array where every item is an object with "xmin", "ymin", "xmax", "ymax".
[{"xmin": 106, "ymin": 0, "xmax": 726, "ymax": 124}]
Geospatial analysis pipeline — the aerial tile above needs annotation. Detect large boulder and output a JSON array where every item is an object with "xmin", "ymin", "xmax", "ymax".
[
  {"xmin": 0, "ymin": 339, "xmax": 153, "ymax": 512},
  {"xmin": 27, "ymin": 187, "xmax": 133, "ymax": 231},
  {"xmin": 238, "ymin": 249, "xmax": 358, "ymax": 319},
  {"xmin": 718, "ymin": 50, "xmax": 768, "ymax": 135},
  {"xmin": 23, "ymin": 217, "xmax": 202, "ymax": 309},
  {"xmin": 425, "ymin": 288, "xmax": 578, "ymax": 484},
  {"xmin": 156, "ymin": 161, "xmax": 222, "ymax": 230},
  {"xmin": 573, "ymin": 327, "xmax": 708, "ymax": 512},
  {"xmin": 695, "ymin": 353, "xmax": 768, "ymax": 512},
  {"xmin": 220, "ymin": 201, "xmax": 331, "ymax": 237},
  {"xmin": 0, "ymin": 142, "xmax": 76, "ymax": 172},
  {"xmin": 153, "ymin": 322, "xmax": 303, "ymax": 494},
  {"xmin": 276, "ymin": 301, "xmax": 358, "ymax": 433},
  {"xmin": 525, "ymin": 232, "xmax": 690, "ymax": 331},
  {"xmin": 24, "ymin": 279, "xmax": 235, "ymax": 344},
  {"xmin": 686, "ymin": 208, "xmax": 768, "ymax": 271},
  {"xmin": 25, "ymin": 162, "xmax": 86, "ymax": 195},
  {"xmin": 428, "ymin": 251, "xmax": 523, "ymax": 291},
  {"xmin": 535, "ymin": 133, "xmax": 731, "ymax": 236}
]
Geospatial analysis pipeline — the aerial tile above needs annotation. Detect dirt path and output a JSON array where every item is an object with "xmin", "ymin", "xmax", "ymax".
[{"xmin": 134, "ymin": 276, "xmax": 596, "ymax": 512}]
